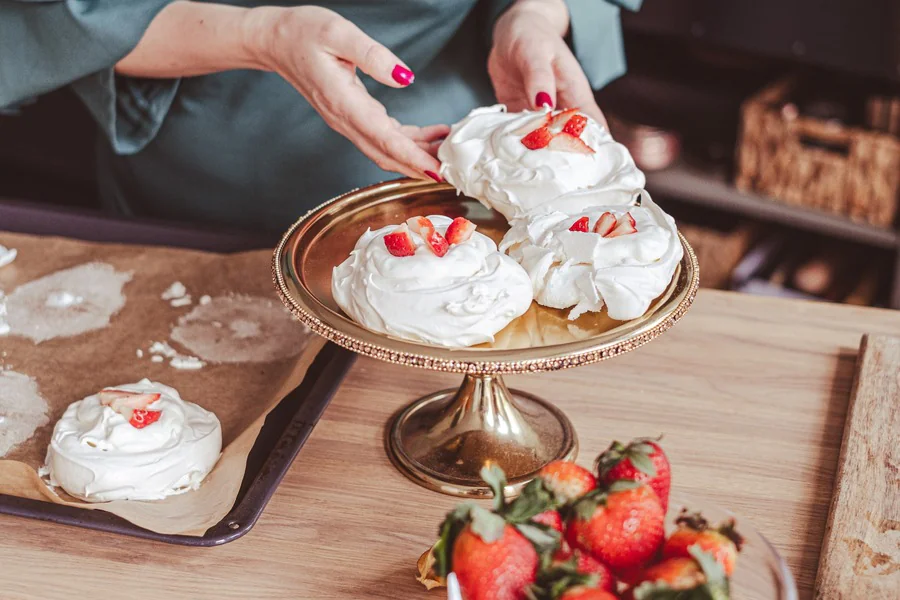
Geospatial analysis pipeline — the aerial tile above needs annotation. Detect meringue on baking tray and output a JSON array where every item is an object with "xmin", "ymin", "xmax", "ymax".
[
  {"xmin": 41, "ymin": 379, "xmax": 222, "ymax": 502},
  {"xmin": 332, "ymin": 215, "xmax": 533, "ymax": 348}
]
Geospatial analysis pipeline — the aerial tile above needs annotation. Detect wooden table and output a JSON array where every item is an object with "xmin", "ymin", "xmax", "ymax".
[{"xmin": 2, "ymin": 290, "xmax": 899, "ymax": 600}]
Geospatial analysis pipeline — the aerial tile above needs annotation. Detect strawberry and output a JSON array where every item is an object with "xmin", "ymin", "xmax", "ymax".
[
  {"xmin": 452, "ymin": 522, "xmax": 539, "ymax": 600},
  {"xmin": 569, "ymin": 217, "xmax": 590, "ymax": 233},
  {"xmin": 529, "ymin": 552, "xmax": 616, "ymax": 600},
  {"xmin": 434, "ymin": 466, "xmax": 561, "ymax": 600},
  {"xmin": 626, "ymin": 548, "xmax": 730, "ymax": 600},
  {"xmin": 522, "ymin": 126, "xmax": 554, "ymax": 150},
  {"xmin": 605, "ymin": 212, "xmax": 637, "ymax": 238},
  {"xmin": 567, "ymin": 481, "xmax": 665, "ymax": 573},
  {"xmin": 533, "ymin": 509, "xmax": 564, "ymax": 534},
  {"xmin": 562, "ymin": 114, "xmax": 588, "ymax": 137},
  {"xmin": 405, "ymin": 216, "xmax": 435, "ymax": 237},
  {"xmin": 560, "ymin": 588, "xmax": 618, "ymax": 600},
  {"xmin": 513, "ymin": 114, "xmax": 552, "ymax": 135},
  {"xmin": 592, "ymin": 212, "xmax": 617, "ymax": 237},
  {"xmin": 383, "ymin": 224, "xmax": 416, "ymax": 257},
  {"xmin": 405, "ymin": 216, "xmax": 448, "ymax": 257},
  {"xmin": 424, "ymin": 231, "xmax": 449, "ymax": 257},
  {"xmin": 548, "ymin": 108, "xmax": 579, "ymax": 131},
  {"xmin": 570, "ymin": 552, "xmax": 616, "ymax": 593},
  {"xmin": 662, "ymin": 510, "xmax": 744, "ymax": 576},
  {"xmin": 596, "ymin": 437, "xmax": 670, "ymax": 513},
  {"xmin": 537, "ymin": 460, "xmax": 597, "ymax": 505},
  {"xmin": 534, "ymin": 510, "xmax": 574, "ymax": 562},
  {"xmin": 446, "ymin": 217, "xmax": 477, "ymax": 245},
  {"xmin": 548, "ymin": 132, "xmax": 595, "ymax": 154},
  {"xmin": 129, "ymin": 409, "xmax": 162, "ymax": 429},
  {"xmin": 99, "ymin": 389, "xmax": 162, "ymax": 427}
]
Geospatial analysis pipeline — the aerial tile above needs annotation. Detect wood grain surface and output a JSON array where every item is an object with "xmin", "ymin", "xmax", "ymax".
[
  {"xmin": 2, "ymin": 290, "xmax": 900, "ymax": 600},
  {"xmin": 815, "ymin": 334, "xmax": 900, "ymax": 599}
]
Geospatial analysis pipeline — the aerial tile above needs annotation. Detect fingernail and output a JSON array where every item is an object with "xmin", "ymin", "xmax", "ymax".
[
  {"xmin": 535, "ymin": 91, "xmax": 553, "ymax": 108},
  {"xmin": 392, "ymin": 65, "xmax": 415, "ymax": 86},
  {"xmin": 425, "ymin": 170, "xmax": 442, "ymax": 183}
]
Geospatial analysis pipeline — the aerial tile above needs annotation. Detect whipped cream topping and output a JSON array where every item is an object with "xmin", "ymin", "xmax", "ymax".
[
  {"xmin": 0, "ymin": 245, "xmax": 16, "ymax": 268},
  {"xmin": 500, "ymin": 193, "xmax": 682, "ymax": 321},
  {"xmin": 42, "ymin": 379, "xmax": 221, "ymax": 502},
  {"xmin": 332, "ymin": 215, "xmax": 533, "ymax": 347},
  {"xmin": 438, "ymin": 105, "xmax": 644, "ymax": 220}
]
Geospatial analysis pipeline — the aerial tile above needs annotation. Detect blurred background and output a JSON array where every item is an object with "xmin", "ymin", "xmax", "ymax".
[{"xmin": 2, "ymin": 0, "xmax": 899, "ymax": 308}]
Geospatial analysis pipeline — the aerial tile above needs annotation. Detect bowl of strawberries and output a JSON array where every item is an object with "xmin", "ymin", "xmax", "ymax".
[{"xmin": 418, "ymin": 437, "xmax": 798, "ymax": 600}]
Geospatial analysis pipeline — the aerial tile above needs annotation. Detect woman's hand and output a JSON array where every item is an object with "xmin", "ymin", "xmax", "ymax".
[
  {"xmin": 488, "ymin": 0, "xmax": 607, "ymax": 128},
  {"xmin": 118, "ymin": 3, "xmax": 447, "ymax": 180},
  {"xmin": 246, "ymin": 6, "xmax": 447, "ymax": 181}
]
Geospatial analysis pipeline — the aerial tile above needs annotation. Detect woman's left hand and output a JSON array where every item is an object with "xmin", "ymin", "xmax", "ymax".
[{"xmin": 488, "ymin": 0, "xmax": 607, "ymax": 128}]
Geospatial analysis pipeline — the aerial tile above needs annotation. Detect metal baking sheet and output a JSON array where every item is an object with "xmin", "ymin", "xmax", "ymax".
[{"xmin": 0, "ymin": 199, "xmax": 355, "ymax": 545}]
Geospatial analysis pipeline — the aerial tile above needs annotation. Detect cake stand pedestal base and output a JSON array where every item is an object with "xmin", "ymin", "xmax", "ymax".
[{"xmin": 386, "ymin": 374, "xmax": 578, "ymax": 498}]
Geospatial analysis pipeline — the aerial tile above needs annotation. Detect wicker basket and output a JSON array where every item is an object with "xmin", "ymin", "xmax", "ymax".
[
  {"xmin": 736, "ymin": 78, "xmax": 900, "ymax": 227},
  {"xmin": 678, "ymin": 222, "xmax": 756, "ymax": 290}
]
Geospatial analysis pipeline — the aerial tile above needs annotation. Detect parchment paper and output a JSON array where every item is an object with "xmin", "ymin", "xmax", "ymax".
[{"xmin": 0, "ymin": 231, "xmax": 321, "ymax": 535}]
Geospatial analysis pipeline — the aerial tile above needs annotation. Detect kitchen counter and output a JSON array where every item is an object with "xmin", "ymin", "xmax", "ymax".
[{"xmin": 2, "ymin": 287, "xmax": 898, "ymax": 599}]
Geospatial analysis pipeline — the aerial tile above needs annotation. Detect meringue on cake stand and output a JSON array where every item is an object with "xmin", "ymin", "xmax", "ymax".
[{"xmin": 273, "ymin": 179, "xmax": 699, "ymax": 498}]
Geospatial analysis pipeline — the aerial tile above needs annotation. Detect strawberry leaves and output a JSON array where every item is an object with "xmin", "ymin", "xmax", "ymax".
[
  {"xmin": 470, "ymin": 505, "xmax": 507, "ymax": 543},
  {"xmin": 435, "ymin": 465, "xmax": 562, "ymax": 578},
  {"xmin": 596, "ymin": 437, "xmax": 661, "ymax": 479},
  {"xmin": 433, "ymin": 503, "xmax": 475, "ymax": 577},
  {"xmin": 525, "ymin": 557, "xmax": 601, "ymax": 600}
]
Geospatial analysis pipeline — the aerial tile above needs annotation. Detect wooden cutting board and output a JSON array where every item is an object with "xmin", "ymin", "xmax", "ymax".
[{"xmin": 815, "ymin": 334, "xmax": 900, "ymax": 599}]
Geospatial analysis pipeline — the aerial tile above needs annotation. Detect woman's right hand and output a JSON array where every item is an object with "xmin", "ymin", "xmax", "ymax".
[{"xmin": 244, "ymin": 6, "xmax": 448, "ymax": 181}]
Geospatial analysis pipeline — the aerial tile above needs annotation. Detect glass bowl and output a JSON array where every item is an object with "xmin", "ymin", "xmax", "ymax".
[{"xmin": 667, "ymin": 496, "xmax": 798, "ymax": 600}]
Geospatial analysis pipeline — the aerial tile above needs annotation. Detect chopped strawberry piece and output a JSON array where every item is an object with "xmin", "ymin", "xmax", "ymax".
[
  {"xmin": 405, "ymin": 216, "xmax": 449, "ymax": 257},
  {"xmin": 569, "ymin": 216, "xmax": 590, "ymax": 232},
  {"xmin": 548, "ymin": 132, "xmax": 595, "ymax": 154},
  {"xmin": 521, "ymin": 126, "xmax": 553, "ymax": 150},
  {"xmin": 606, "ymin": 212, "xmax": 638, "ymax": 237},
  {"xmin": 383, "ymin": 224, "xmax": 417, "ymax": 257},
  {"xmin": 548, "ymin": 108, "xmax": 579, "ymax": 131},
  {"xmin": 445, "ymin": 217, "xmax": 477, "ymax": 245},
  {"xmin": 130, "ymin": 409, "xmax": 162, "ymax": 429},
  {"xmin": 512, "ymin": 114, "xmax": 552, "ymax": 135},
  {"xmin": 592, "ymin": 212, "xmax": 617, "ymax": 236},
  {"xmin": 405, "ymin": 216, "xmax": 436, "ymax": 237},
  {"xmin": 424, "ymin": 230, "xmax": 449, "ymax": 257},
  {"xmin": 99, "ymin": 390, "xmax": 161, "ymax": 414},
  {"xmin": 562, "ymin": 114, "xmax": 588, "ymax": 137}
]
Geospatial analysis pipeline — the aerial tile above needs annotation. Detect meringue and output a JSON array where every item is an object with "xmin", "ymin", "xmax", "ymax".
[
  {"xmin": 500, "ymin": 193, "xmax": 682, "ymax": 321},
  {"xmin": 332, "ymin": 215, "xmax": 533, "ymax": 347},
  {"xmin": 42, "ymin": 379, "xmax": 222, "ymax": 502},
  {"xmin": 0, "ymin": 245, "xmax": 16, "ymax": 268},
  {"xmin": 438, "ymin": 105, "xmax": 644, "ymax": 220}
]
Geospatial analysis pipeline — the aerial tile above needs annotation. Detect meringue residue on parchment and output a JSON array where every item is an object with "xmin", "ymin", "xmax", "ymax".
[
  {"xmin": 0, "ymin": 370, "xmax": 50, "ymax": 458},
  {"xmin": 3, "ymin": 262, "xmax": 132, "ymax": 343},
  {"xmin": 170, "ymin": 295, "xmax": 308, "ymax": 363}
]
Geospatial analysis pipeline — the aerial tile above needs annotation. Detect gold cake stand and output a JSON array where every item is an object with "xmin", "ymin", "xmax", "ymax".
[{"xmin": 273, "ymin": 179, "xmax": 699, "ymax": 498}]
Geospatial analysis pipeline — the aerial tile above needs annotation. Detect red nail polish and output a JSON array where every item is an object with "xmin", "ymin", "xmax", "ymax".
[
  {"xmin": 392, "ymin": 65, "xmax": 415, "ymax": 86},
  {"xmin": 535, "ymin": 91, "xmax": 553, "ymax": 108},
  {"xmin": 425, "ymin": 170, "xmax": 442, "ymax": 183}
]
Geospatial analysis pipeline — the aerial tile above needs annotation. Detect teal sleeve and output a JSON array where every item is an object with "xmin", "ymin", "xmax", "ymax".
[
  {"xmin": 0, "ymin": 1, "xmax": 179, "ymax": 154},
  {"xmin": 484, "ymin": 0, "xmax": 640, "ymax": 90},
  {"xmin": 566, "ymin": 0, "xmax": 642, "ymax": 89}
]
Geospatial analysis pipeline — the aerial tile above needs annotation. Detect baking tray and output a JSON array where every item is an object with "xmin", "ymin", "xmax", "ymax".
[{"xmin": 0, "ymin": 198, "xmax": 356, "ymax": 545}]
